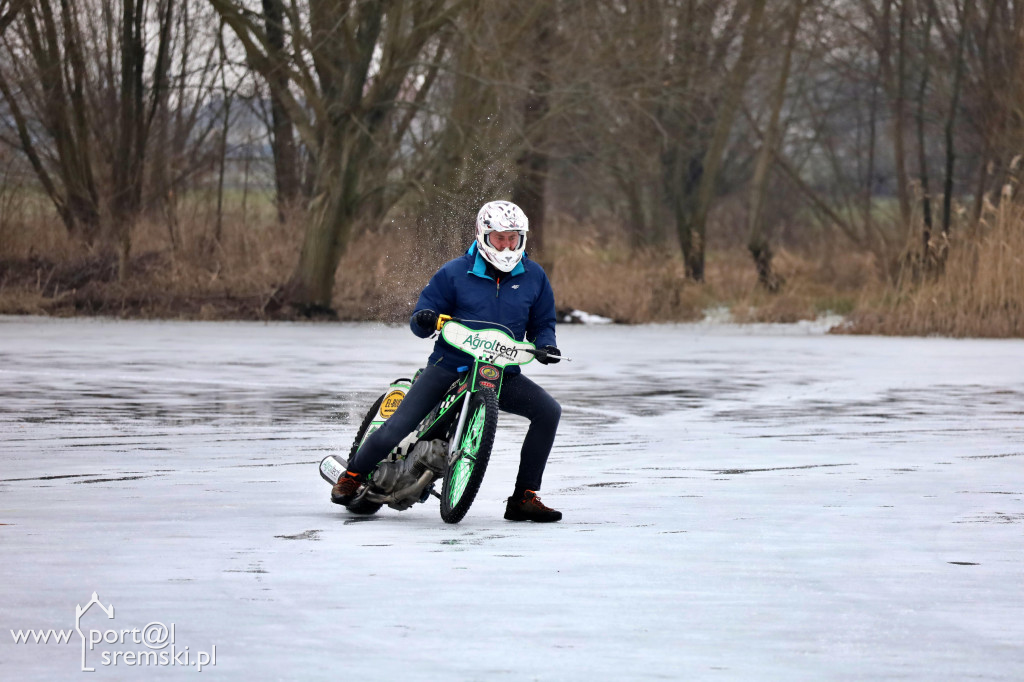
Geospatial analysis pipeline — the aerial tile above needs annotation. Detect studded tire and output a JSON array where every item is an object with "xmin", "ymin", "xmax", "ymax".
[
  {"xmin": 343, "ymin": 393, "xmax": 386, "ymax": 516},
  {"xmin": 440, "ymin": 389, "xmax": 498, "ymax": 524}
]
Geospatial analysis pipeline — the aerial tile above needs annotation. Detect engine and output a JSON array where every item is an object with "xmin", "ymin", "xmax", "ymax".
[{"xmin": 370, "ymin": 439, "xmax": 447, "ymax": 506}]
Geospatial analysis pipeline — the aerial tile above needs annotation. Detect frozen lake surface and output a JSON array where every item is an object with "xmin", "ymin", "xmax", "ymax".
[{"xmin": 1, "ymin": 317, "xmax": 1023, "ymax": 680}]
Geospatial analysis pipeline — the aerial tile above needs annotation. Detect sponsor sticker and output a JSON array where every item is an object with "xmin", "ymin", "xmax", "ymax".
[
  {"xmin": 320, "ymin": 456, "xmax": 345, "ymax": 484},
  {"xmin": 479, "ymin": 365, "xmax": 500, "ymax": 380},
  {"xmin": 479, "ymin": 381, "xmax": 496, "ymax": 389},
  {"xmin": 380, "ymin": 390, "xmax": 405, "ymax": 419},
  {"xmin": 461, "ymin": 333, "xmax": 520, "ymax": 362}
]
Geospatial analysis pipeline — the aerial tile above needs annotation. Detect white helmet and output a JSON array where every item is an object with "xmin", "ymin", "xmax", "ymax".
[{"xmin": 475, "ymin": 200, "xmax": 529, "ymax": 273}]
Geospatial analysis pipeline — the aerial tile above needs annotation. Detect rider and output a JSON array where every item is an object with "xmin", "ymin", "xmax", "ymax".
[{"xmin": 332, "ymin": 200, "xmax": 563, "ymax": 522}]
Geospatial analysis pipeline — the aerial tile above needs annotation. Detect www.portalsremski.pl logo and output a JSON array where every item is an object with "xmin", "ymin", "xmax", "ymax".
[{"xmin": 10, "ymin": 592, "xmax": 217, "ymax": 672}]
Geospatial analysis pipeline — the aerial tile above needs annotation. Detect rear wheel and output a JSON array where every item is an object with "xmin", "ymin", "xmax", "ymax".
[
  {"xmin": 343, "ymin": 393, "xmax": 386, "ymax": 516},
  {"xmin": 440, "ymin": 389, "xmax": 498, "ymax": 524}
]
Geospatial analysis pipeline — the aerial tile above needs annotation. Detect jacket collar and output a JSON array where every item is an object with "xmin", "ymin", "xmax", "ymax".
[{"xmin": 467, "ymin": 241, "xmax": 526, "ymax": 279}]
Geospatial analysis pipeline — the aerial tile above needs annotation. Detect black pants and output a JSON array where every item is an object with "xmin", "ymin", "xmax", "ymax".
[{"xmin": 348, "ymin": 364, "xmax": 561, "ymax": 494}]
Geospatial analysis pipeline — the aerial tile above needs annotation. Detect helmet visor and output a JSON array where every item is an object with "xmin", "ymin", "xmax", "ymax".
[{"xmin": 484, "ymin": 230, "xmax": 523, "ymax": 251}]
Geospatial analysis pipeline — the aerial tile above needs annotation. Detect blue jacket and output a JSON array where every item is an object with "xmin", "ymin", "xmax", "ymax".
[{"xmin": 410, "ymin": 243, "xmax": 557, "ymax": 374}]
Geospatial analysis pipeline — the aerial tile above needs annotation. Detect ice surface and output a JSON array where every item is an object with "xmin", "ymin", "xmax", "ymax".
[{"xmin": 1, "ymin": 317, "xmax": 1023, "ymax": 680}]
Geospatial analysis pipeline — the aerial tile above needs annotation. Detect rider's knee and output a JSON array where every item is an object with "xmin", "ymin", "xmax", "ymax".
[{"xmin": 536, "ymin": 397, "xmax": 560, "ymax": 426}]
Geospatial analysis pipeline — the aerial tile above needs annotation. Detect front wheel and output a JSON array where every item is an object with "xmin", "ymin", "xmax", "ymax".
[{"xmin": 440, "ymin": 389, "xmax": 498, "ymax": 524}]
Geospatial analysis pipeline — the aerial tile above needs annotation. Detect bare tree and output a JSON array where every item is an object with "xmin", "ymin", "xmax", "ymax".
[
  {"xmin": 748, "ymin": 0, "xmax": 809, "ymax": 292},
  {"xmin": 110, "ymin": 0, "xmax": 174, "ymax": 277},
  {"xmin": 580, "ymin": 1, "xmax": 672, "ymax": 249},
  {"xmin": 0, "ymin": 0, "xmax": 200, "ymax": 278},
  {"xmin": 260, "ymin": 0, "xmax": 299, "ymax": 220},
  {"xmin": 213, "ymin": 0, "xmax": 470, "ymax": 315},
  {"xmin": 965, "ymin": 0, "xmax": 1021, "ymax": 225},
  {"xmin": 510, "ymin": 2, "xmax": 554, "ymax": 263},
  {"xmin": 402, "ymin": 0, "xmax": 573, "ymax": 270},
  {"xmin": 0, "ymin": 0, "xmax": 28, "ymax": 36},
  {"xmin": 913, "ymin": 0, "xmax": 935, "ymax": 250},
  {"xmin": 0, "ymin": 1, "xmax": 103, "ymax": 243},
  {"xmin": 936, "ymin": 0, "xmax": 972, "ymax": 236},
  {"xmin": 683, "ymin": 0, "xmax": 766, "ymax": 281}
]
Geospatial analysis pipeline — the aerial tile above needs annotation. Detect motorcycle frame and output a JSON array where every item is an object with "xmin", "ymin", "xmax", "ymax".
[
  {"xmin": 344, "ymin": 359, "xmax": 504, "ymax": 509},
  {"xmin": 410, "ymin": 357, "xmax": 506, "ymax": 462}
]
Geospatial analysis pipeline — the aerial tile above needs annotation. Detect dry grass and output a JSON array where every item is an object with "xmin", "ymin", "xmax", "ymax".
[
  {"xmin": 332, "ymin": 230, "xmax": 441, "ymax": 322},
  {"xmin": 0, "ymin": 193, "xmax": 298, "ymax": 318},
  {"xmin": 839, "ymin": 201, "xmax": 1024, "ymax": 337},
  {"xmin": 546, "ymin": 237, "xmax": 705, "ymax": 323},
  {"xmin": 1, "ymin": 195, "xmax": 1021, "ymax": 337},
  {"xmin": 704, "ymin": 248, "xmax": 879, "ymax": 323},
  {"xmin": 0, "ymin": 205, "xmax": 891, "ymax": 325}
]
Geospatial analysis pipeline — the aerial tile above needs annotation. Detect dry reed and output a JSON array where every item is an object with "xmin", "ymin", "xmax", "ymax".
[
  {"xmin": 839, "ymin": 200, "xmax": 1024, "ymax": 337},
  {"xmin": 1, "ymin": 195, "xmax": 1021, "ymax": 337}
]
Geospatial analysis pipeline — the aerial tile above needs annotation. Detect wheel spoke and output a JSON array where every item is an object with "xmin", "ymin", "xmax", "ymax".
[
  {"xmin": 447, "ymin": 404, "xmax": 484, "ymax": 506},
  {"xmin": 441, "ymin": 389, "xmax": 497, "ymax": 524}
]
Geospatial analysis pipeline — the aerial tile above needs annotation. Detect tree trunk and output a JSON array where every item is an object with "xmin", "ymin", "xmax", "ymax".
[
  {"xmin": 148, "ymin": 0, "xmax": 174, "ymax": 228},
  {"xmin": 970, "ymin": 0, "xmax": 1003, "ymax": 226},
  {"xmin": 276, "ymin": 129, "xmax": 364, "ymax": 316},
  {"xmin": 511, "ymin": 8, "xmax": 552, "ymax": 264},
  {"xmin": 109, "ymin": 0, "xmax": 173, "ymax": 278},
  {"xmin": 875, "ymin": 0, "xmax": 912, "ymax": 229},
  {"xmin": 110, "ymin": 0, "xmax": 147, "ymax": 279},
  {"xmin": 679, "ymin": 0, "xmax": 766, "ymax": 282},
  {"xmin": 0, "ymin": 0, "xmax": 28, "ymax": 38},
  {"xmin": 511, "ymin": 131, "xmax": 549, "ymax": 263},
  {"xmin": 663, "ymin": 146, "xmax": 703, "ymax": 278},
  {"xmin": 215, "ymin": 94, "xmax": 231, "ymax": 246},
  {"xmin": 941, "ymin": 0, "xmax": 971, "ymax": 235},
  {"xmin": 915, "ymin": 4, "xmax": 934, "ymax": 254},
  {"xmin": 281, "ymin": 189, "xmax": 353, "ymax": 316},
  {"xmin": 32, "ymin": 0, "xmax": 103, "ymax": 244},
  {"xmin": 214, "ymin": 0, "xmax": 465, "ymax": 315},
  {"xmin": 613, "ymin": 167, "xmax": 653, "ymax": 250},
  {"xmin": 748, "ymin": 0, "xmax": 805, "ymax": 293},
  {"xmin": 892, "ymin": 1, "xmax": 912, "ymax": 229},
  {"xmin": 863, "ymin": 51, "xmax": 881, "ymax": 242},
  {"xmin": 261, "ymin": 0, "xmax": 300, "ymax": 221}
]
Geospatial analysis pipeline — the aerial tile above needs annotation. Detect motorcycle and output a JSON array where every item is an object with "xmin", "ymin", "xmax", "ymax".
[{"xmin": 319, "ymin": 315, "xmax": 565, "ymax": 524}]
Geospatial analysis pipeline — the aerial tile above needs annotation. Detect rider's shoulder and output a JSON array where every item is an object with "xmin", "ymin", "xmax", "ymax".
[
  {"xmin": 440, "ymin": 253, "xmax": 474, "ymax": 275},
  {"xmin": 430, "ymin": 254, "xmax": 471, "ymax": 277},
  {"xmin": 520, "ymin": 252, "xmax": 547, "ymax": 276}
]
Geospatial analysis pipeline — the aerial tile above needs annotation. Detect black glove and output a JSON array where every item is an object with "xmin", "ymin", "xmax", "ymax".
[
  {"xmin": 412, "ymin": 309, "xmax": 439, "ymax": 333},
  {"xmin": 536, "ymin": 345, "xmax": 561, "ymax": 365}
]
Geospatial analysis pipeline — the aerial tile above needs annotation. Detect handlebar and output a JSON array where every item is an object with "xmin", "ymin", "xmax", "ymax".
[
  {"xmin": 522, "ymin": 347, "xmax": 571, "ymax": 363},
  {"xmin": 434, "ymin": 314, "xmax": 516, "ymax": 340},
  {"xmin": 431, "ymin": 312, "xmax": 571, "ymax": 361}
]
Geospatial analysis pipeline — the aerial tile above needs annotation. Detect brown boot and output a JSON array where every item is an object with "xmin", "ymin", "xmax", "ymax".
[
  {"xmin": 331, "ymin": 470, "xmax": 365, "ymax": 506},
  {"xmin": 504, "ymin": 490, "xmax": 562, "ymax": 522}
]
